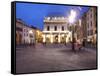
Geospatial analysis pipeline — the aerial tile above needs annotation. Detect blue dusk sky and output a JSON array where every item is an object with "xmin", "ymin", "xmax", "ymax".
[{"xmin": 16, "ymin": 2, "xmax": 90, "ymax": 30}]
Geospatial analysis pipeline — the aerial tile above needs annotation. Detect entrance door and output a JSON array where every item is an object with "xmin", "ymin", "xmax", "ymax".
[
  {"xmin": 46, "ymin": 37, "xmax": 50, "ymax": 43},
  {"xmin": 54, "ymin": 35, "xmax": 58, "ymax": 43}
]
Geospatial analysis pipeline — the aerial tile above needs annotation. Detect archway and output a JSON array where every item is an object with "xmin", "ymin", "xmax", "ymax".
[{"xmin": 54, "ymin": 35, "xmax": 58, "ymax": 43}]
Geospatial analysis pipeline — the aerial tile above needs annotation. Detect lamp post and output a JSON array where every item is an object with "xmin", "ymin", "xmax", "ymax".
[{"xmin": 68, "ymin": 9, "xmax": 77, "ymax": 51}]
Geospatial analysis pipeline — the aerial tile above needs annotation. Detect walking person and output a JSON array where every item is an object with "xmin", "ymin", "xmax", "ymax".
[
  {"xmin": 82, "ymin": 39, "xmax": 85, "ymax": 50},
  {"xmin": 77, "ymin": 39, "xmax": 82, "ymax": 51}
]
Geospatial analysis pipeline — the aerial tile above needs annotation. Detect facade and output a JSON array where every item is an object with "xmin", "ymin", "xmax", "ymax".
[
  {"xmin": 16, "ymin": 19, "xmax": 36, "ymax": 45},
  {"xmin": 43, "ymin": 17, "xmax": 72, "ymax": 43},
  {"xmin": 81, "ymin": 13, "xmax": 87, "ymax": 40},
  {"xmin": 86, "ymin": 7, "xmax": 97, "ymax": 45},
  {"xmin": 75, "ymin": 19, "xmax": 83, "ymax": 41},
  {"xmin": 22, "ymin": 25, "xmax": 36, "ymax": 44},
  {"xmin": 16, "ymin": 19, "xmax": 24, "ymax": 45},
  {"xmin": 36, "ymin": 29, "xmax": 43, "ymax": 43},
  {"xmin": 81, "ymin": 7, "xmax": 97, "ymax": 46}
]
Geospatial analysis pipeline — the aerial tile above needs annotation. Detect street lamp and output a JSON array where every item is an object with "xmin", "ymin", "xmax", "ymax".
[
  {"xmin": 68, "ymin": 9, "xmax": 77, "ymax": 51},
  {"xmin": 69, "ymin": 10, "xmax": 77, "ymax": 23}
]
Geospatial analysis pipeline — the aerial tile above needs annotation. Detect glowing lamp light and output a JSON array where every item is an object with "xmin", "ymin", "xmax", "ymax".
[
  {"xmin": 68, "ymin": 9, "xmax": 77, "ymax": 24},
  {"xmin": 29, "ymin": 30, "xmax": 33, "ymax": 34},
  {"xmin": 61, "ymin": 34, "xmax": 64, "ymax": 37}
]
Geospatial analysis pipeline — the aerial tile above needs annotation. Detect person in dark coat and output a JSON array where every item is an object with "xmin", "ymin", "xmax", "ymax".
[{"xmin": 82, "ymin": 39, "xmax": 86, "ymax": 50}]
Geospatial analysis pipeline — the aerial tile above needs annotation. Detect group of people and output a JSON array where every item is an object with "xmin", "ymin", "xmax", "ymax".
[{"xmin": 74, "ymin": 39, "xmax": 85, "ymax": 50}]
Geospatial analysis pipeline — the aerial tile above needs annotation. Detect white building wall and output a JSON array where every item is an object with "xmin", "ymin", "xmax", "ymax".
[
  {"xmin": 22, "ymin": 26, "xmax": 35, "ymax": 44},
  {"xmin": 22, "ymin": 27, "xmax": 29, "ymax": 44},
  {"xmin": 44, "ymin": 24, "xmax": 68, "ymax": 32},
  {"xmin": 43, "ymin": 17, "xmax": 71, "ymax": 43}
]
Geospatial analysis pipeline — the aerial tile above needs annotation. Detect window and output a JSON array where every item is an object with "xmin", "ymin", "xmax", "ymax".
[
  {"xmin": 62, "ymin": 26, "xmax": 64, "ymax": 31},
  {"xmin": 16, "ymin": 27, "xmax": 22, "ymax": 31},
  {"xmin": 54, "ymin": 26, "xmax": 57, "ymax": 31},
  {"xmin": 24, "ymin": 33, "xmax": 25, "ymax": 36},
  {"xmin": 88, "ymin": 23, "xmax": 89, "ymax": 29},
  {"xmin": 91, "ymin": 21, "xmax": 92, "ymax": 27},
  {"xmin": 47, "ymin": 26, "xmax": 50, "ymax": 31},
  {"xmin": 90, "ymin": 30, "xmax": 93, "ymax": 35},
  {"xmin": 88, "ymin": 30, "xmax": 93, "ymax": 36},
  {"xmin": 91, "ymin": 8, "xmax": 92, "ymax": 12},
  {"xmin": 91, "ymin": 13, "xmax": 92, "ymax": 18},
  {"xmin": 24, "ymin": 28, "xmax": 26, "ymax": 32},
  {"xmin": 88, "ymin": 30, "xmax": 90, "ymax": 36},
  {"xmin": 27, "ymin": 33, "xmax": 28, "ymax": 36},
  {"xmin": 27, "ymin": 30, "xmax": 28, "ymax": 32}
]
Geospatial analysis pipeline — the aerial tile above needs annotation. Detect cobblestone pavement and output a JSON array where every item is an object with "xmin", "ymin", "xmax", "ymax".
[{"xmin": 16, "ymin": 43, "xmax": 97, "ymax": 73}]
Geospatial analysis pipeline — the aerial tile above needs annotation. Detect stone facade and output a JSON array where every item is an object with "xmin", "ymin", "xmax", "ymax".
[{"xmin": 43, "ymin": 17, "xmax": 72, "ymax": 43}]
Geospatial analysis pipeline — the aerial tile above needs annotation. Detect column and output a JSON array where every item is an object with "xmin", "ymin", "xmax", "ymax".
[
  {"xmin": 58, "ymin": 33, "xmax": 60, "ymax": 43},
  {"xmin": 43, "ymin": 34, "xmax": 46, "ymax": 43},
  {"xmin": 66, "ymin": 36, "xmax": 68, "ymax": 43},
  {"xmin": 50, "ymin": 33, "xmax": 53, "ymax": 43}
]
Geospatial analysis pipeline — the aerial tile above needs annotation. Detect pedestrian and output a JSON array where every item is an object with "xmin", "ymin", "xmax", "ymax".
[
  {"xmin": 82, "ymin": 39, "xmax": 85, "ymax": 50},
  {"xmin": 77, "ymin": 39, "xmax": 82, "ymax": 51}
]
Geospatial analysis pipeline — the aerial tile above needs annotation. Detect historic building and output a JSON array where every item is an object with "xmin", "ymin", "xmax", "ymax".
[
  {"xmin": 16, "ymin": 19, "xmax": 37, "ymax": 45},
  {"xmin": 81, "ymin": 13, "xmax": 87, "ymax": 41},
  {"xmin": 68, "ymin": 19, "xmax": 82, "ymax": 42},
  {"xmin": 22, "ymin": 25, "xmax": 36, "ymax": 44},
  {"xmin": 75, "ymin": 19, "xmax": 83, "ymax": 41},
  {"xmin": 42, "ymin": 17, "xmax": 72, "ymax": 43},
  {"xmin": 80, "ymin": 7, "xmax": 97, "ymax": 46},
  {"xmin": 16, "ymin": 19, "xmax": 23, "ymax": 45},
  {"xmin": 35, "ymin": 29, "xmax": 43, "ymax": 43},
  {"xmin": 86, "ymin": 7, "xmax": 97, "ymax": 45}
]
